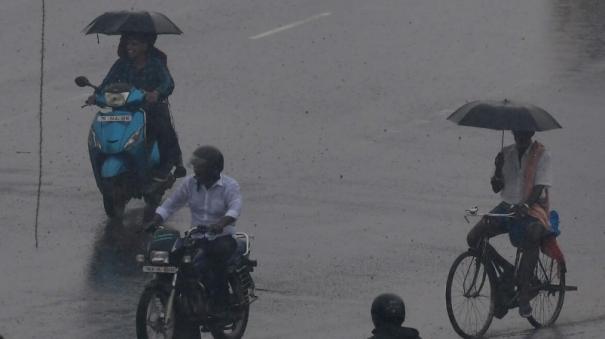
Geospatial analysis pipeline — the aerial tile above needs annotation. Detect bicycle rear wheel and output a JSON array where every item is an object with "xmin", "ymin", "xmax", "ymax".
[
  {"xmin": 446, "ymin": 251, "xmax": 495, "ymax": 338},
  {"xmin": 527, "ymin": 252, "xmax": 565, "ymax": 328}
]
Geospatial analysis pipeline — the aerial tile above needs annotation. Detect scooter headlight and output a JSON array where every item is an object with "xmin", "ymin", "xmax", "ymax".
[
  {"xmin": 124, "ymin": 128, "xmax": 143, "ymax": 150},
  {"xmin": 150, "ymin": 251, "xmax": 170, "ymax": 264},
  {"xmin": 104, "ymin": 91, "xmax": 129, "ymax": 108}
]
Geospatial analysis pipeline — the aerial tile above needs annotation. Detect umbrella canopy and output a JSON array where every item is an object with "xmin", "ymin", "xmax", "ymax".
[
  {"xmin": 447, "ymin": 99, "xmax": 562, "ymax": 132},
  {"xmin": 83, "ymin": 11, "xmax": 183, "ymax": 35}
]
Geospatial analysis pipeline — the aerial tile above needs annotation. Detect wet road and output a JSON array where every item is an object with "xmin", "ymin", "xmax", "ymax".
[{"xmin": 2, "ymin": 0, "xmax": 605, "ymax": 338}]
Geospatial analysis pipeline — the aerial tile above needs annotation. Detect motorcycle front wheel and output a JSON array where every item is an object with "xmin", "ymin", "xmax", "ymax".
[
  {"xmin": 136, "ymin": 287, "xmax": 175, "ymax": 339},
  {"xmin": 137, "ymin": 285, "xmax": 202, "ymax": 339}
]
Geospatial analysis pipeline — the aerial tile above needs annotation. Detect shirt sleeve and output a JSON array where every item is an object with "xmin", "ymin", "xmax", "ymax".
[
  {"xmin": 156, "ymin": 178, "xmax": 191, "ymax": 221},
  {"xmin": 153, "ymin": 60, "xmax": 174, "ymax": 99},
  {"xmin": 96, "ymin": 59, "xmax": 125, "ymax": 95},
  {"xmin": 224, "ymin": 181, "xmax": 242, "ymax": 219},
  {"xmin": 534, "ymin": 150, "xmax": 553, "ymax": 187}
]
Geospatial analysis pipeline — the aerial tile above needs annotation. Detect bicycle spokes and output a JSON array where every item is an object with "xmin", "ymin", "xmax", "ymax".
[
  {"xmin": 446, "ymin": 252, "xmax": 494, "ymax": 338},
  {"xmin": 527, "ymin": 252, "xmax": 566, "ymax": 328},
  {"xmin": 462, "ymin": 256, "xmax": 488, "ymax": 298}
]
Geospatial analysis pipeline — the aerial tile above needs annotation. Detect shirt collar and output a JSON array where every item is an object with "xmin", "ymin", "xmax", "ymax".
[
  {"xmin": 195, "ymin": 175, "xmax": 224, "ymax": 191},
  {"xmin": 214, "ymin": 175, "xmax": 225, "ymax": 187}
]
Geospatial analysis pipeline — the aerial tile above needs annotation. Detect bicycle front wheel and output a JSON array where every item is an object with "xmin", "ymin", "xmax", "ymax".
[
  {"xmin": 446, "ymin": 251, "xmax": 495, "ymax": 338},
  {"xmin": 527, "ymin": 252, "xmax": 566, "ymax": 328}
]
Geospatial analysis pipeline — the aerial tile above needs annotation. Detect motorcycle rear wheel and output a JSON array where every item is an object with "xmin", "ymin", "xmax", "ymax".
[{"xmin": 209, "ymin": 277, "xmax": 250, "ymax": 339}]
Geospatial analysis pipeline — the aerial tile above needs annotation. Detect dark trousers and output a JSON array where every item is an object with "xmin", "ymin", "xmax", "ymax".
[
  {"xmin": 193, "ymin": 236, "xmax": 237, "ymax": 309},
  {"xmin": 145, "ymin": 102, "xmax": 183, "ymax": 175},
  {"xmin": 466, "ymin": 202, "xmax": 548, "ymax": 306}
]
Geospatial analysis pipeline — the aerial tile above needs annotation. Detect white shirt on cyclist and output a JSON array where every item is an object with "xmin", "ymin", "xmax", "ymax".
[
  {"xmin": 500, "ymin": 143, "xmax": 552, "ymax": 205},
  {"xmin": 155, "ymin": 174, "xmax": 242, "ymax": 241}
]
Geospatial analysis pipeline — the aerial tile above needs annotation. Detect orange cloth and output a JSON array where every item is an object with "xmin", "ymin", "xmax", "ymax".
[{"xmin": 522, "ymin": 141, "xmax": 565, "ymax": 264}]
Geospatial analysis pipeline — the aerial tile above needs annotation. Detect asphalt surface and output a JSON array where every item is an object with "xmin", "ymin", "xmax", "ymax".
[{"xmin": 2, "ymin": 0, "xmax": 605, "ymax": 338}]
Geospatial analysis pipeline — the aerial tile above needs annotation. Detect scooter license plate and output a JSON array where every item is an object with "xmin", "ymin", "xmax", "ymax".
[
  {"xmin": 98, "ymin": 115, "xmax": 132, "ymax": 122},
  {"xmin": 143, "ymin": 266, "xmax": 178, "ymax": 273}
]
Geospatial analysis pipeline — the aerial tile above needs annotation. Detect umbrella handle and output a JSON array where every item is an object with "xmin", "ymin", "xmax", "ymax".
[{"xmin": 501, "ymin": 130, "xmax": 504, "ymax": 150}]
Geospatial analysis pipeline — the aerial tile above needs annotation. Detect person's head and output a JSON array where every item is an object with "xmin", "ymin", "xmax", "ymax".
[
  {"xmin": 371, "ymin": 293, "xmax": 406, "ymax": 329},
  {"xmin": 190, "ymin": 145, "xmax": 224, "ymax": 183},
  {"xmin": 119, "ymin": 32, "xmax": 157, "ymax": 60},
  {"xmin": 512, "ymin": 130, "xmax": 535, "ymax": 149}
]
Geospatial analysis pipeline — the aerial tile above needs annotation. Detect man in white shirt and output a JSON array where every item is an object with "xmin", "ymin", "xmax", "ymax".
[
  {"xmin": 146, "ymin": 145, "xmax": 242, "ymax": 315},
  {"xmin": 466, "ymin": 130, "xmax": 552, "ymax": 318}
]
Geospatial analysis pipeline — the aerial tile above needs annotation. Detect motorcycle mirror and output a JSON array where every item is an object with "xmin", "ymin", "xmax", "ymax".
[{"xmin": 75, "ymin": 76, "xmax": 97, "ymax": 89}]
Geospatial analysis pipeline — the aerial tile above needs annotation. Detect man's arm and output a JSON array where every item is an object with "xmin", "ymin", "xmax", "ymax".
[
  {"xmin": 512, "ymin": 184, "xmax": 546, "ymax": 218},
  {"xmin": 491, "ymin": 151, "xmax": 504, "ymax": 193},
  {"xmin": 209, "ymin": 216, "xmax": 237, "ymax": 233},
  {"xmin": 209, "ymin": 180, "xmax": 242, "ymax": 233},
  {"xmin": 155, "ymin": 179, "xmax": 190, "ymax": 222},
  {"xmin": 525, "ymin": 185, "xmax": 546, "ymax": 206},
  {"xmin": 145, "ymin": 180, "xmax": 190, "ymax": 232}
]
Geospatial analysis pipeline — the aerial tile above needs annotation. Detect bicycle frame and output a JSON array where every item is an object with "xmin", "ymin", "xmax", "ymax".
[
  {"xmin": 446, "ymin": 207, "xmax": 577, "ymax": 338},
  {"xmin": 465, "ymin": 208, "xmax": 577, "ymax": 307}
]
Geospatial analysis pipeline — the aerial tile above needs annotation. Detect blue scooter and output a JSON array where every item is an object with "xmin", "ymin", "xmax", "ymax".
[{"xmin": 75, "ymin": 76, "xmax": 175, "ymax": 220}]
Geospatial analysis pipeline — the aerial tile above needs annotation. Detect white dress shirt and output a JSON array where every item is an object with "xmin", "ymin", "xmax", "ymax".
[
  {"xmin": 156, "ymin": 174, "xmax": 242, "ymax": 240},
  {"xmin": 500, "ymin": 143, "xmax": 552, "ymax": 204}
]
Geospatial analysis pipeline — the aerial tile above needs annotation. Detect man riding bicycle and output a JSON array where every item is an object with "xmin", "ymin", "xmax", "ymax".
[{"xmin": 466, "ymin": 130, "xmax": 552, "ymax": 318}]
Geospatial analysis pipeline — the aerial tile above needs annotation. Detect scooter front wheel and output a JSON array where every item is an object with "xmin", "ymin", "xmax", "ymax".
[{"xmin": 102, "ymin": 180, "xmax": 126, "ymax": 219}]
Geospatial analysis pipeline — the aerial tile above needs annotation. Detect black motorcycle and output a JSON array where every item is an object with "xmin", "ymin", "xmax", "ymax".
[{"xmin": 135, "ymin": 226, "xmax": 257, "ymax": 339}]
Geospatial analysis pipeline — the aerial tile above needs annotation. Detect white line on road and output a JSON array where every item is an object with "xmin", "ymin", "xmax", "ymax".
[{"xmin": 250, "ymin": 12, "xmax": 332, "ymax": 40}]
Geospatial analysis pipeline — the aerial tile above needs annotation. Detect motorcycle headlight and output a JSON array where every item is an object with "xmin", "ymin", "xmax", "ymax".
[
  {"xmin": 104, "ymin": 91, "xmax": 129, "ymax": 107},
  {"xmin": 150, "ymin": 251, "xmax": 170, "ymax": 264},
  {"xmin": 124, "ymin": 128, "xmax": 143, "ymax": 150},
  {"xmin": 89, "ymin": 129, "xmax": 101, "ymax": 149}
]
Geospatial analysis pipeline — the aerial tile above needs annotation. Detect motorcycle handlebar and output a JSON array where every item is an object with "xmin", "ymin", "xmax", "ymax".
[{"xmin": 186, "ymin": 225, "xmax": 218, "ymax": 236}]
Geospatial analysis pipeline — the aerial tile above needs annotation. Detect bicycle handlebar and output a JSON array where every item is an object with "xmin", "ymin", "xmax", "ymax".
[{"xmin": 464, "ymin": 206, "xmax": 515, "ymax": 223}]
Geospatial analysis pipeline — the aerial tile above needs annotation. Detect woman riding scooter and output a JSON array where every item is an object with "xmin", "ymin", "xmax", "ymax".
[{"xmin": 87, "ymin": 32, "xmax": 186, "ymax": 182}]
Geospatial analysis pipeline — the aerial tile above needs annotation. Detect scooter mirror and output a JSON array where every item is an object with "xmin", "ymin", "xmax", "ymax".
[{"xmin": 75, "ymin": 76, "xmax": 93, "ymax": 88}]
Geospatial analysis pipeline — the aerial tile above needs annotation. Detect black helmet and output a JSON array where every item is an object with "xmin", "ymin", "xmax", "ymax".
[
  {"xmin": 371, "ymin": 293, "xmax": 405, "ymax": 328},
  {"xmin": 191, "ymin": 145, "xmax": 224, "ymax": 175}
]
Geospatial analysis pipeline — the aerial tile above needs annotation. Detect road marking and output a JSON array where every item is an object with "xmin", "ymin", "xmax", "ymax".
[{"xmin": 250, "ymin": 12, "xmax": 331, "ymax": 40}]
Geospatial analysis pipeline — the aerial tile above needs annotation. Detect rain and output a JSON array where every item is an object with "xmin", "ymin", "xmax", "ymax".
[{"xmin": 1, "ymin": 0, "xmax": 605, "ymax": 338}]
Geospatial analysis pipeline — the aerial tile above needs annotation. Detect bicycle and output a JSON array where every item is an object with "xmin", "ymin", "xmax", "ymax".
[{"xmin": 445, "ymin": 207, "xmax": 577, "ymax": 338}]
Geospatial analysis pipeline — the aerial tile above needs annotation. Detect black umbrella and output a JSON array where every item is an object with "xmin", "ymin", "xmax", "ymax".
[
  {"xmin": 447, "ymin": 99, "xmax": 562, "ymax": 132},
  {"xmin": 83, "ymin": 11, "xmax": 183, "ymax": 35},
  {"xmin": 447, "ymin": 99, "xmax": 562, "ymax": 149}
]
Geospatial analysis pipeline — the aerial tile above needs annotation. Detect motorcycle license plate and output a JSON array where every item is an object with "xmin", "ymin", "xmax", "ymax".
[
  {"xmin": 97, "ymin": 115, "xmax": 132, "ymax": 122},
  {"xmin": 143, "ymin": 266, "xmax": 178, "ymax": 273}
]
